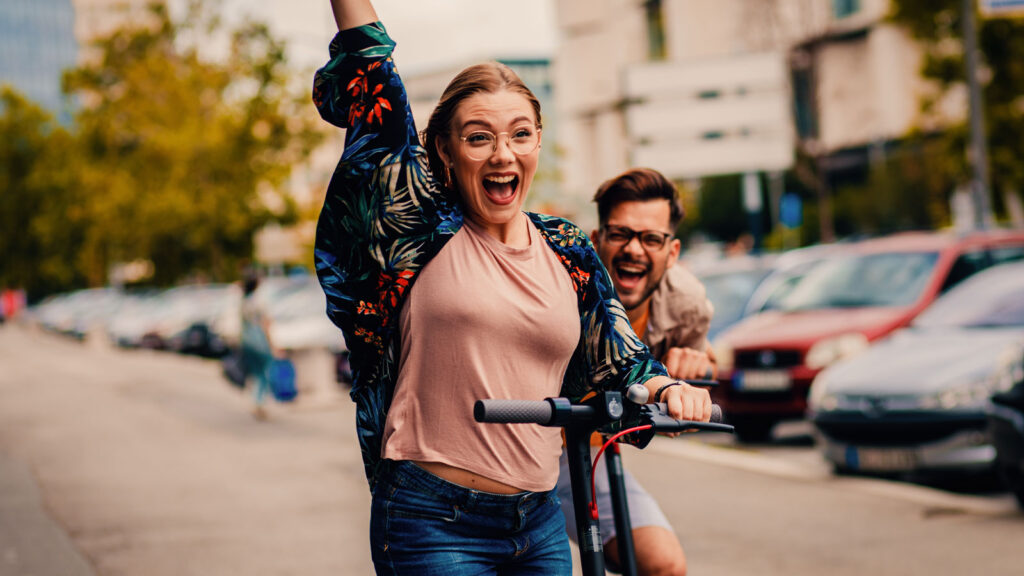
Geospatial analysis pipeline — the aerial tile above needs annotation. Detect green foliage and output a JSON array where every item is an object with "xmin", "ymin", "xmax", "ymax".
[
  {"xmin": 0, "ymin": 2, "xmax": 322, "ymax": 298},
  {"xmin": 890, "ymin": 0, "xmax": 1024, "ymax": 205},
  {"xmin": 0, "ymin": 88, "xmax": 88, "ymax": 297},
  {"xmin": 692, "ymin": 174, "xmax": 775, "ymax": 248},
  {"xmin": 694, "ymin": 174, "xmax": 747, "ymax": 244},
  {"xmin": 831, "ymin": 143, "xmax": 952, "ymax": 237}
]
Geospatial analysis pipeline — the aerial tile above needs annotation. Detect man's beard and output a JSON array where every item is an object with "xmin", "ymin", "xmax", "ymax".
[{"xmin": 612, "ymin": 254, "xmax": 661, "ymax": 311}]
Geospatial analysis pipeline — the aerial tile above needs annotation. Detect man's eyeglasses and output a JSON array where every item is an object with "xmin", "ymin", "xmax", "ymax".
[
  {"xmin": 459, "ymin": 124, "xmax": 541, "ymax": 160},
  {"xmin": 600, "ymin": 225, "xmax": 673, "ymax": 250}
]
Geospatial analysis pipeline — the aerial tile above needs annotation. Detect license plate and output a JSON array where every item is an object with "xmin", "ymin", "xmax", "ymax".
[
  {"xmin": 846, "ymin": 446, "xmax": 918, "ymax": 472},
  {"xmin": 733, "ymin": 370, "xmax": 791, "ymax": 392}
]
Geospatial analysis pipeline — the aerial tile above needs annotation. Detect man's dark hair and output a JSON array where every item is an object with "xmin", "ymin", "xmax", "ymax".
[{"xmin": 593, "ymin": 167, "xmax": 685, "ymax": 230}]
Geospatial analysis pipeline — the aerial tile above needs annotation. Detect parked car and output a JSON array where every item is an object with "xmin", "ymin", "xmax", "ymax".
[
  {"xmin": 740, "ymin": 243, "xmax": 846, "ymax": 318},
  {"xmin": 266, "ymin": 277, "xmax": 346, "ymax": 354},
  {"xmin": 106, "ymin": 291, "xmax": 167, "ymax": 348},
  {"xmin": 165, "ymin": 284, "xmax": 240, "ymax": 357},
  {"xmin": 692, "ymin": 255, "xmax": 778, "ymax": 340},
  {"xmin": 808, "ymin": 261, "xmax": 1024, "ymax": 477},
  {"xmin": 988, "ymin": 327, "xmax": 1024, "ymax": 507},
  {"xmin": 712, "ymin": 230, "xmax": 1024, "ymax": 442},
  {"xmin": 692, "ymin": 244, "xmax": 844, "ymax": 341},
  {"xmin": 30, "ymin": 288, "xmax": 125, "ymax": 340}
]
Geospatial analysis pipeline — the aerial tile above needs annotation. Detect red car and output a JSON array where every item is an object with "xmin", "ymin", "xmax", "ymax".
[{"xmin": 711, "ymin": 230, "xmax": 1024, "ymax": 442}]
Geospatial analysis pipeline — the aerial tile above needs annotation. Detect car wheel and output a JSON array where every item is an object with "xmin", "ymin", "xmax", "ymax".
[{"xmin": 730, "ymin": 417, "xmax": 775, "ymax": 443}]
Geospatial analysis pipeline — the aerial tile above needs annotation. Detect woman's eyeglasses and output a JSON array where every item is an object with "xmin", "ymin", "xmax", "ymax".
[
  {"xmin": 600, "ymin": 225, "xmax": 673, "ymax": 250},
  {"xmin": 459, "ymin": 125, "xmax": 541, "ymax": 160}
]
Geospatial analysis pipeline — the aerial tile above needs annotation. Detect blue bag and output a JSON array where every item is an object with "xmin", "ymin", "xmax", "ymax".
[{"xmin": 268, "ymin": 358, "xmax": 297, "ymax": 402}]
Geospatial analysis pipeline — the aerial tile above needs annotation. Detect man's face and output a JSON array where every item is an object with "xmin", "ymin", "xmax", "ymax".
[{"xmin": 593, "ymin": 200, "xmax": 681, "ymax": 312}]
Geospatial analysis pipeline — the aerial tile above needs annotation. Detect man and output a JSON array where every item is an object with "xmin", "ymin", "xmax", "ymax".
[{"xmin": 556, "ymin": 168, "xmax": 716, "ymax": 576}]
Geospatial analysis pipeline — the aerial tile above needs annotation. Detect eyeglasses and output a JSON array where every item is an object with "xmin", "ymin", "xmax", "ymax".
[
  {"xmin": 459, "ymin": 124, "xmax": 541, "ymax": 160},
  {"xmin": 600, "ymin": 225, "xmax": 674, "ymax": 250}
]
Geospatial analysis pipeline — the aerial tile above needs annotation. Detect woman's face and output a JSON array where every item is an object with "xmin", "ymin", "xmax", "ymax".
[{"xmin": 438, "ymin": 90, "xmax": 541, "ymax": 239}]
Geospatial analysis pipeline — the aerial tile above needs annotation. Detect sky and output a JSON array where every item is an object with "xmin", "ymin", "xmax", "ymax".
[{"xmin": 214, "ymin": 0, "xmax": 558, "ymax": 74}]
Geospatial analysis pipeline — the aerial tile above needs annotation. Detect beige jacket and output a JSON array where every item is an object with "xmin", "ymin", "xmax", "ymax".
[{"xmin": 644, "ymin": 265, "xmax": 714, "ymax": 359}]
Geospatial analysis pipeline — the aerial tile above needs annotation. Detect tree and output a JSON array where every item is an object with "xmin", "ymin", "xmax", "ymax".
[
  {"xmin": 890, "ymin": 0, "xmax": 1024, "ymax": 221},
  {"xmin": 62, "ymin": 2, "xmax": 323, "ymax": 286},
  {"xmin": 0, "ymin": 87, "xmax": 88, "ymax": 298}
]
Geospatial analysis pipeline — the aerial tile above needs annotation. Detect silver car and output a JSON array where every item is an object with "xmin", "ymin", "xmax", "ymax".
[{"xmin": 809, "ymin": 261, "xmax": 1024, "ymax": 476}]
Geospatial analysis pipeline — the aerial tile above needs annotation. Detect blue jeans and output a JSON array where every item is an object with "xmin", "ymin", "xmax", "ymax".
[
  {"xmin": 241, "ymin": 347, "xmax": 271, "ymax": 405},
  {"xmin": 370, "ymin": 460, "xmax": 573, "ymax": 575}
]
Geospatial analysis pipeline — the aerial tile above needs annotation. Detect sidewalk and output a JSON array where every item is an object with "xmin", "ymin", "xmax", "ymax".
[
  {"xmin": 0, "ymin": 325, "xmax": 372, "ymax": 575},
  {"xmin": 0, "ymin": 453, "xmax": 95, "ymax": 576}
]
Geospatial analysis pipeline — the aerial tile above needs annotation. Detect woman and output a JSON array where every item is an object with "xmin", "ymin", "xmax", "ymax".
[
  {"xmin": 313, "ymin": 1, "xmax": 712, "ymax": 573},
  {"xmin": 240, "ymin": 273, "xmax": 276, "ymax": 420}
]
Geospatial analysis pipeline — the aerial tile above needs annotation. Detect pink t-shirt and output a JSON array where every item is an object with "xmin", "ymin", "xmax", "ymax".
[{"xmin": 382, "ymin": 216, "xmax": 580, "ymax": 492}]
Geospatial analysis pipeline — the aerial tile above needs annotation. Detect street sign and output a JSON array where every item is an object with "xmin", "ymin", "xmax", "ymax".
[
  {"xmin": 981, "ymin": 0, "xmax": 1024, "ymax": 17},
  {"xmin": 623, "ymin": 51, "xmax": 794, "ymax": 180},
  {"xmin": 780, "ymin": 193, "xmax": 803, "ymax": 228}
]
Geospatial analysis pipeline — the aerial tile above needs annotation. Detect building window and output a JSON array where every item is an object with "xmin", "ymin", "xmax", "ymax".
[
  {"xmin": 832, "ymin": 0, "xmax": 860, "ymax": 19},
  {"xmin": 791, "ymin": 65, "xmax": 817, "ymax": 140},
  {"xmin": 645, "ymin": 0, "xmax": 667, "ymax": 61}
]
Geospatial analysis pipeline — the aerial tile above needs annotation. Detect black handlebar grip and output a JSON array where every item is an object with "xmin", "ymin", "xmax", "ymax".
[
  {"xmin": 474, "ymin": 399, "xmax": 553, "ymax": 424},
  {"xmin": 710, "ymin": 404, "xmax": 723, "ymax": 424}
]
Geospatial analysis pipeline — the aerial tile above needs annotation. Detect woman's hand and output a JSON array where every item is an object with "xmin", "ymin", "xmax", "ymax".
[{"xmin": 643, "ymin": 375, "xmax": 712, "ymax": 434}]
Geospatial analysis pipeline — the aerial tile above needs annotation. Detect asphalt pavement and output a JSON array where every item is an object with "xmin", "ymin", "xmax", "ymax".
[{"xmin": 2, "ymin": 323, "xmax": 1023, "ymax": 576}]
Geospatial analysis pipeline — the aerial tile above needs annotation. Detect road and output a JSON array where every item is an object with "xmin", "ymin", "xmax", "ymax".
[{"xmin": 2, "ymin": 324, "xmax": 1023, "ymax": 575}]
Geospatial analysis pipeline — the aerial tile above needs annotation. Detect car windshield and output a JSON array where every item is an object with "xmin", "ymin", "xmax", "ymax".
[
  {"xmin": 699, "ymin": 268, "xmax": 772, "ymax": 330},
  {"xmin": 752, "ymin": 259, "xmax": 828, "ymax": 313},
  {"xmin": 914, "ymin": 266, "xmax": 1024, "ymax": 328},
  {"xmin": 777, "ymin": 251, "xmax": 939, "ymax": 311}
]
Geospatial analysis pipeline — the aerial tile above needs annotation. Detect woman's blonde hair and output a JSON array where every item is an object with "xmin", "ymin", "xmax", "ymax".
[{"xmin": 422, "ymin": 62, "xmax": 542, "ymax": 193}]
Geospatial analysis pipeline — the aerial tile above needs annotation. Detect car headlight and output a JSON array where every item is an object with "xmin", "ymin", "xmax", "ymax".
[
  {"xmin": 933, "ymin": 346, "xmax": 1024, "ymax": 410},
  {"xmin": 808, "ymin": 370, "xmax": 838, "ymax": 412},
  {"xmin": 805, "ymin": 333, "xmax": 870, "ymax": 370},
  {"xmin": 936, "ymin": 374, "xmax": 997, "ymax": 410},
  {"xmin": 993, "ymin": 344, "xmax": 1024, "ymax": 394}
]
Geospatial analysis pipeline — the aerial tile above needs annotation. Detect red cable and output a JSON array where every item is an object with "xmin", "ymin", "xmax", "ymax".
[{"xmin": 588, "ymin": 425, "xmax": 653, "ymax": 520}]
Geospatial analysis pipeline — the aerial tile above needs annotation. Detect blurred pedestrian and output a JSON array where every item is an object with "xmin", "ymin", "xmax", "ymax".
[
  {"xmin": 556, "ymin": 167, "xmax": 717, "ymax": 575},
  {"xmin": 240, "ymin": 273, "xmax": 276, "ymax": 421},
  {"xmin": 312, "ymin": 1, "xmax": 711, "ymax": 573}
]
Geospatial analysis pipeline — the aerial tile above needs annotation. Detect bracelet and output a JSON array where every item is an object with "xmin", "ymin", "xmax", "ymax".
[{"xmin": 653, "ymin": 381, "xmax": 682, "ymax": 403}]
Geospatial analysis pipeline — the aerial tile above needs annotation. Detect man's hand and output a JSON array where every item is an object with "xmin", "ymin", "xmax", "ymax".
[
  {"xmin": 643, "ymin": 376, "xmax": 712, "ymax": 426},
  {"xmin": 661, "ymin": 346, "xmax": 715, "ymax": 381}
]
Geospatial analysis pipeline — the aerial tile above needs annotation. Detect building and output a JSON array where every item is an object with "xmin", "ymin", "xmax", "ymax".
[
  {"xmin": 71, "ymin": 0, "xmax": 164, "ymax": 49},
  {"xmin": 0, "ymin": 0, "xmax": 78, "ymax": 123},
  {"xmin": 552, "ymin": 0, "xmax": 961, "ymax": 232},
  {"xmin": 0, "ymin": 0, "xmax": 167, "ymax": 122}
]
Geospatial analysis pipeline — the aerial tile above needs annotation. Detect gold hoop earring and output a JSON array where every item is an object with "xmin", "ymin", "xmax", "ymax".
[{"xmin": 444, "ymin": 163, "xmax": 453, "ymax": 189}]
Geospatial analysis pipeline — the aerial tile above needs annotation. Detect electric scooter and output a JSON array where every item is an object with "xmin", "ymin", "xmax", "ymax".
[{"xmin": 475, "ymin": 384, "xmax": 733, "ymax": 576}]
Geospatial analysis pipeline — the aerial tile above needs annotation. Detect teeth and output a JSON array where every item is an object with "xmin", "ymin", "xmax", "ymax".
[
  {"xmin": 618, "ymin": 265, "xmax": 646, "ymax": 274},
  {"xmin": 485, "ymin": 175, "xmax": 516, "ymax": 184}
]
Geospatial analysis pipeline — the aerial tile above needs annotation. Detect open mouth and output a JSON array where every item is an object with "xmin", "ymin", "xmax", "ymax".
[
  {"xmin": 482, "ymin": 174, "xmax": 520, "ymax": 205},
  {"xmin": 613, "ymin": 260, "xmax": 649, "ymax": 291}
]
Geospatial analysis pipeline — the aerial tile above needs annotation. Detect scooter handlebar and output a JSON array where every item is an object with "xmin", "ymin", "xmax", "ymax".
[
  {"xmin": 474, "ymin": 398, "xmax": 732, "ymax": 433},
  {"xmin": 474, "ymin": 399, "xmax": 553, "ymax": 425},
  {"xmin": 642, "ymin": 402, "xmax": 733, "ymax": 433},
  {"xmin": 712, "ymin": 404, "xmax": 723, "ymax": 423}
]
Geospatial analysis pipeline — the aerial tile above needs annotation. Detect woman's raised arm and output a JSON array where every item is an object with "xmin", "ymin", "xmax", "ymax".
[{"xmin": 329, "ymin": 0, "xmax": 378, "ymax": 31}]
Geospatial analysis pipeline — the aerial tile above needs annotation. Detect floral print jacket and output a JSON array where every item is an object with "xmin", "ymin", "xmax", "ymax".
[{"xmin": 312, "ymin": 23, "xmax": 667, "ymax": 491}]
